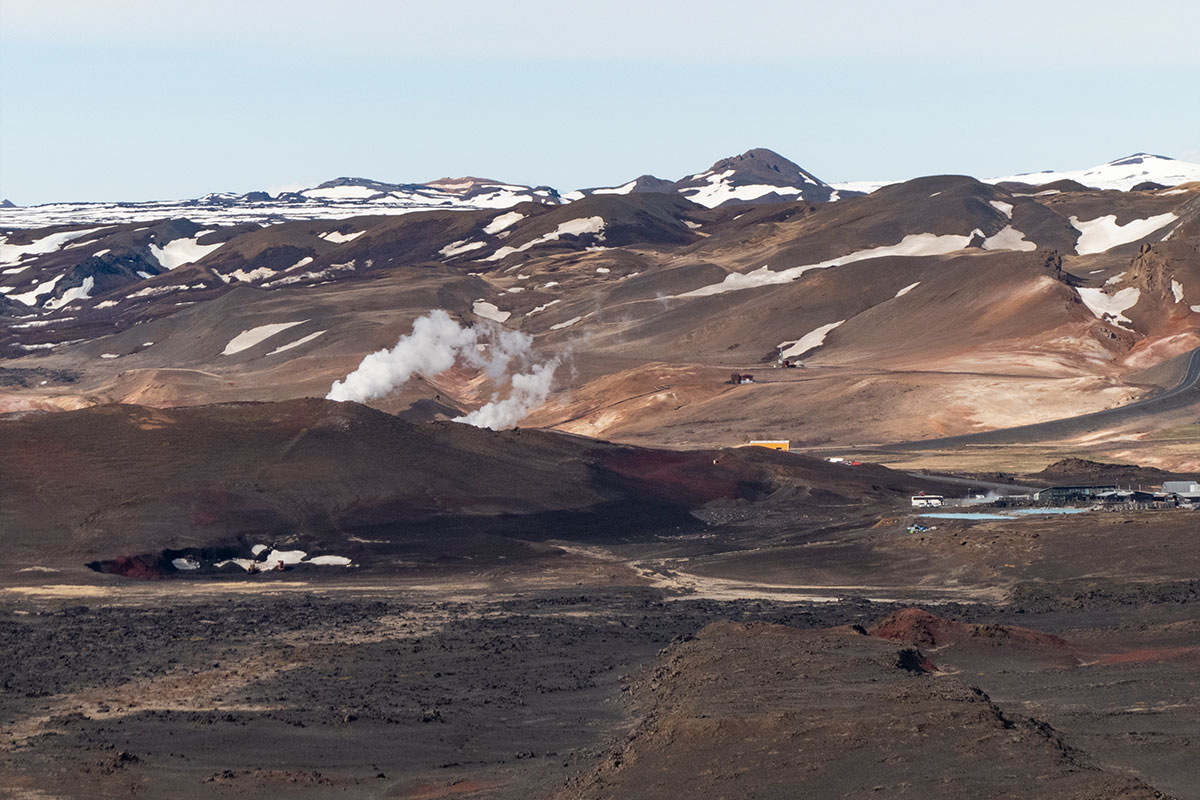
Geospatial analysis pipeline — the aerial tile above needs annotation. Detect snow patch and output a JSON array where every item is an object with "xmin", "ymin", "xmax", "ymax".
[
  {"xmin": 0, "ymin": 227, "xmax": 106, "ymax": 266},
  {"xmin": 1171, "ymin": 280, "xmax": 1184, "ymax": 303},
  {"xmin": 591, "ymin": 180, "xmax": 638, "ymax": 195},
  {"xmin": 549, "ymin": 316, "xmax": 582, "ymax": 330},
  {"xmin": 220, "ymin": 267, "xmax": 275, "ymax": 283},
  {"xmin": 319, "ymin": 230, "xmax": 364, "ymax": 244},
  {"xmin": 828, "ymin": 179, "xmax": 896, "ymax": 194},
  {"xmin": 982, "ymin": 225, "xmax": 1036, "ymax": 252},
  {"xmin": 472, "ymin": 301, "xmax": 510, "ymax": 323},
  {"xmin": 483, "ymin": 216, "xmax": 606, "ymax": 262},
  {"xmin": 221, "ymin": 321, "xmax": 307, "ymax": 356},
  {"xmin": 678, "ymin": 232, "xmax": 979, "ymax": 298},
  {"xmin": 268, "ymin": 330, "xmax": 326, "ymax": 355},
  {"xmin": 304, "ymin": 185, "xmax": 380, "ymax": 200},
  {"xmin": 149, "ymin": 235, "xmax": 223, "ymax": 269},
  {"xmin": 526, "ymin": 299, "xmax": 560, "ymax": 316},
  {"xmin": 44, "ymin": 276, "xmax": 94, "ymax": 309},
  {"xmin": 1070, "ymin": 213, "xmax": 1178, "ymax": 255},
  {"xmin": 439, "ymin": 239, "xmax": 486, "ymax": 258},
  {"xmin": 894, "ymin": 281, "xmax": 920, "ymax": 298},
  {"xmin": 681, "ymin": 170, "xmax": 805, "ymax": 208},
  {"xmin": 778, "ymin": 320, "xmax": 845, "ymax": 359},
  {"xmin": 989, "ymin": 200, "xmax": 1013, "ymax": 218},
  {"xmin": 305, "ymin": 555, "xmax": 352, "ymax": 566},
  {"xmin": 10, "ymin": 274, "xmax": 63, "ymax": 306}
]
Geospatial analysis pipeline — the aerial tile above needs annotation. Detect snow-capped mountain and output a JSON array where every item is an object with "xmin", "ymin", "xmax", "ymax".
[
  {"xmin": 567, "ymin": 148, "xmax": 841, "ymax": 207},
  {"xmin": 830, "ymin": 154, "xmax": 1200, "ymax": 196},
  {"xmin": 4, "ymin": 151, "xmax": 1197, "ymax": 235},
  {"xmin": 0, "ymin": 176, "xmax": 561, "ymax": 229},
  {"xmin": 986, "ymin": 153, "xmax": 1200, "ymax": 192}
]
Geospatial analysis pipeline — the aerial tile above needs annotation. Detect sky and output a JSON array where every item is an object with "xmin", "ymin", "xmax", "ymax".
[{"xmin": 1, "ymin": 0, "xmax": 1198, "ymax": 204}]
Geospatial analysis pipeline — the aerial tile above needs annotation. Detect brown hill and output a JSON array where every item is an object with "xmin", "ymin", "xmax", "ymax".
[{"xmin": 0, "ymin": 399, "xmax": 943, "ymax": 574}]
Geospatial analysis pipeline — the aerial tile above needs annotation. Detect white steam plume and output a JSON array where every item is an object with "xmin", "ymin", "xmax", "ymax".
[
  {"xmin": 326, "ymin": 309, "xmax": 559, "ymax": 430},
  {"xmin": 453, "ymin": 358, "xmax": 560, "ymax": 430}
]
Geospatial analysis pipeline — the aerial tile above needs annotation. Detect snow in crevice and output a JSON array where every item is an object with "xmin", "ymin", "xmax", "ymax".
[
  {"xmin": 989, "ymin": 200, "xmax": 1014, "ymax": 218},
  {"xmin": 1077, "ymin": 287, "xmax": 1140, "ymax": 330},
  {"xmin": 212, "ymin": 545, "xmax": 353, "ymax": 571},
  {"xmin": 894, "ymin": 281, "xmax": 920, "ymax": 298},
  {"xmin": 1171, "ymin": 279, "xmax": 1184, "ymax": 304}
]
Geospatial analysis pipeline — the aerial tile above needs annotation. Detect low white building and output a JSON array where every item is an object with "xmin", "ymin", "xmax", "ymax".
[{"xmin": 911, "ymin": 495, "xmax": 944, "ymax": 508}]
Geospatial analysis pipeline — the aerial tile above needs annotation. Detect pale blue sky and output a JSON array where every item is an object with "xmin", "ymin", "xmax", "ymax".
[{"xmin": 2, "ymin": 0, "xmax": 1198, "ymax": 204}]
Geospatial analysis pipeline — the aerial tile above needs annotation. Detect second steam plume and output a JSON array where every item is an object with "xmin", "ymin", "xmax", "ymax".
[{"xmin": 326, "ymin": 310, "xmax": 560, "ymax": 430}]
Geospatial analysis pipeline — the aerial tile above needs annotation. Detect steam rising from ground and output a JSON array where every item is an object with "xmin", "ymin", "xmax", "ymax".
[{"xmin": 326, "ymin": 310, "xmax": 559, "ymax": 430}]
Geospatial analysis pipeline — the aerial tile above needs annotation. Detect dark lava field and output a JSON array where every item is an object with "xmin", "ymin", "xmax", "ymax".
[{"xmin": 2, "ymin": 526, "xmax": 1197, "ymax": 799}]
